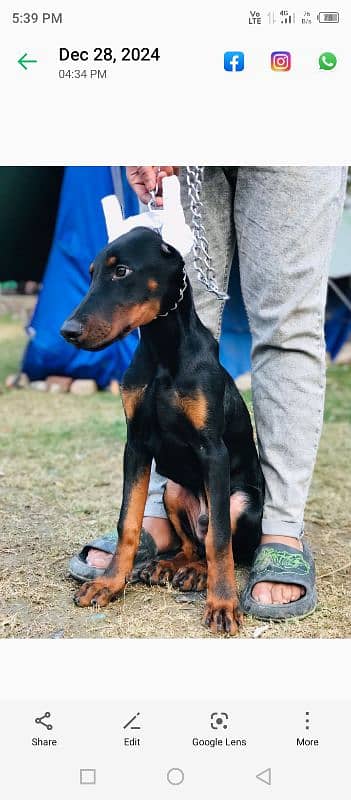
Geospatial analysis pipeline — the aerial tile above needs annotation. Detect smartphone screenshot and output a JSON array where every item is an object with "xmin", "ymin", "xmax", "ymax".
[{"xmin": 0, "ymin": 1, "xmax": 350, "ymax": 797}]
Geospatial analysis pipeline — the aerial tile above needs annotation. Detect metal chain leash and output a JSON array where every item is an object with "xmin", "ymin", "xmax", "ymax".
[{"xmin": 186, "ymin": 166, "xmax": 229, "ymax": 300}]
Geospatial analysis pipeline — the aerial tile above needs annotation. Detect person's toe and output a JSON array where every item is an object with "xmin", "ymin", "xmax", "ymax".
[
  {"xmin": 251, "ymin": 581, "xmax": 273, "ymax": 604},
  {"xmin": 86, "ymin": 548, "xmax": 113, "ymax": 569},
  {"xmin": 281, "ymin": 585, "xmax": 294, "ymax": 604},
  {"xmin": 291, "ymin": 585, "xmax": 305, "ymax": 602},
  {"xmin": 271, "ymin": 584, "xmax": 285, "ymax": 604}
]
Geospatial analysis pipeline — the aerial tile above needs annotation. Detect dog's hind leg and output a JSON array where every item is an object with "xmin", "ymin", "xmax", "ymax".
[
  {"xmin": 139, "ymin": 481, "xmax": 207, "ymax": 590},
  {"xmin": 141, "ymin": 486, "xmax": 254, "ymax": 591},
  {"xmin": 167, "ymin": 488, "xmax": 253, "ymax": 593}
]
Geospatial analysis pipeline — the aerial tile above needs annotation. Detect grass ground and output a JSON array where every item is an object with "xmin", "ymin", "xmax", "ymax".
[{"xmin": 0, "ymin": 312, "xmax": 350, "ymax": 639}]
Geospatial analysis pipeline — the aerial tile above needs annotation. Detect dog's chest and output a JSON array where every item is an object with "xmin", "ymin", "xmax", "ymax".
[
  {"xmin": 151, "ymin": 378, "xmax": 191, "ymax": 439},
  {"xmin": 139, "ymin": 377, "xmax": 204, "ymax": 487}
]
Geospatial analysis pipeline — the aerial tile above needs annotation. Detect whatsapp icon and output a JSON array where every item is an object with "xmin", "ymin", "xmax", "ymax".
[{"xmin": 319, "ymin": 52, "xmax": 337, "ymax": 70}]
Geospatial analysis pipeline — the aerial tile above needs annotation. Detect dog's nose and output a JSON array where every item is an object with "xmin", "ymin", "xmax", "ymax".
[{"xmin": 60, "ymin": 318, "xmax": 83, "ymax": 341}]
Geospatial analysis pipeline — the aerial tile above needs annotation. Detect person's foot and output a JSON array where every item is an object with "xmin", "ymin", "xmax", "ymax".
[
  {"xmin": 251, "ymin": 535, "xmax": 305, "ymax": 605},
  {"xmin": 86, "ymin": 517, "xmax": 178, "ymax": 570}
]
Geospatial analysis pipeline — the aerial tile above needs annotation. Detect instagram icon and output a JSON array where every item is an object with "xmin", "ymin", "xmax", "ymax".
[{"xmin": 271, "ymin": 51, "xmax": 291, "ymax": 71}]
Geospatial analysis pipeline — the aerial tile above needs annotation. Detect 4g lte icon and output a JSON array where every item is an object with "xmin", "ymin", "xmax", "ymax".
[{"xmin": 224, "ymin": 52, "xmax": 245, "ymax": 72}]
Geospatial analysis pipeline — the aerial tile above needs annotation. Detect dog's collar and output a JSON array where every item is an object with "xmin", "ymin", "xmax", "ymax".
[{"xmin": 157, "ymin": 266, "xmax": 187, "ymax": 318}]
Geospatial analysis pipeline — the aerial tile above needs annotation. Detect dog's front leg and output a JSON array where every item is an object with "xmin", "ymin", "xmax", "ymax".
[
  {"xmin": 75, "ymin": 442, "xmax": 151, "ymax": 608},
  {"xmin": 199, "ymin": 439, "xmax": 242, "ymax": 636}
]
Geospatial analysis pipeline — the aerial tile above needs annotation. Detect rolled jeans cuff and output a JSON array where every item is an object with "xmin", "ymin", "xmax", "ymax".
[
  {"xmin": 143, "ymin": 462, "xmax": 168, "ymax": 519},
  {"xmin": 143, "ymin": 496, "xmax": 168, "ymax": 519},
  {"xmin": 261, "ymin": 519, "xmax": 304, "ymax": 539}
]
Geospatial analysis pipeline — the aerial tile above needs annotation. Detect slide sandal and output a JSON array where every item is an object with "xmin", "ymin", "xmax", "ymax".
[
  {"xmin": 241, "ymin": 541, "xmax": 317, "ymax": 620},
  {"xmin": 68, "ymin": 529, "xmax": 157, "ymax": 583}
]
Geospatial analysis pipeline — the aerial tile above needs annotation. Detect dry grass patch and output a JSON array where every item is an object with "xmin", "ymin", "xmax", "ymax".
[{"xmin": 0, "ymin": 315, "xmax": 350, "ymax": 639}]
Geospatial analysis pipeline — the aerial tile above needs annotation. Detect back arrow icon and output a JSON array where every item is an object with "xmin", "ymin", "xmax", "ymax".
[
  {"xmin": 18, "ymin": 53, "xmax": 38, "ymax": 70},
  {"xmin": 256, "ymin": 768, "xmax": 272, "ymax": 786}
]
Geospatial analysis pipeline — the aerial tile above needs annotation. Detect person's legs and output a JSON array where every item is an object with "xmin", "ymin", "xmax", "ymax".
[
  {"xmin": 235, "ymin": 166, "xmax": 347, "ymax": 604},
  {"xmin": 88, "ymin": 166, "xmax": 235, "ymax": 568}
]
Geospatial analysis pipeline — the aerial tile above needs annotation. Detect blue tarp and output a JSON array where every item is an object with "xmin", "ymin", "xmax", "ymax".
[
  {"xmin": 219, "ymin": 248, "xmax": 251, "ymax": 379},
  {"xmin": 325, "ymin": 296, "xmax": 351, "ymax": 359},
  {"xmin": 325, "ymin": 207, "xmax": 351, "ymax": 358},
  {"xmin": 22, "ymin": 167, "xmax": 139, "ymax": 388}
]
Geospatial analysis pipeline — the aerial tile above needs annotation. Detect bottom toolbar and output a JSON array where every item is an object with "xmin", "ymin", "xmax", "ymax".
[{"xmin": 0, "ymin": 700, "xmax": 347, "ymax": 799}]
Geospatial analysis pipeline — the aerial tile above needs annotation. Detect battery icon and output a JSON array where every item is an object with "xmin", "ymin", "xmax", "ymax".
[{"xmin": 318, "ymin": 11, "xmax": 340, "ymax": 22}]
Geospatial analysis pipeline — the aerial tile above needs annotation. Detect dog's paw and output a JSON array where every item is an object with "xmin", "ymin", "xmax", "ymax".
[
  {"xmin": 74, "ymin": 577, "xmax": 125, "ymax": 608},
  {"xmin": 203, "ymin": 595, "xmax": 243, "ymax": 636},
  {"xmin": 172, "ymin": 561, "xmax": 207, "ymax": 592},
  {"xmin": 139, "ymin": 559, "xmax": 177, "ymax": 587}
]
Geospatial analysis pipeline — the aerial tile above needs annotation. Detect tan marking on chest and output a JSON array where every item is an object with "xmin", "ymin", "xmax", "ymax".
[
  {"xmin": 121, "ymin": 386, "xmax": 146, "ymax": 420},
  {"xmin": 173, "ymin": 390, "xmax": 208, "ymax": 429}
]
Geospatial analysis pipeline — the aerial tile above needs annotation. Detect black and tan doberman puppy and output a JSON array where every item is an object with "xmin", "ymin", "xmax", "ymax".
[{"xmin": 61, "ymin": 227, "xmax": 264, "ymax": 635}]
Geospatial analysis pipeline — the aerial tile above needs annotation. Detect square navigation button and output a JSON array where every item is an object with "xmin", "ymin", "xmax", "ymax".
[{"xmin": 80, "ymin": 769, "xmax": 96, "ymax": 785}]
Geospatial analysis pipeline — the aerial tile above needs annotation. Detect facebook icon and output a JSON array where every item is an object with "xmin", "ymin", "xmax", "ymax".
[{"xmin": 224, "ymin": 51, "xmax": 245, "ymax": 72}]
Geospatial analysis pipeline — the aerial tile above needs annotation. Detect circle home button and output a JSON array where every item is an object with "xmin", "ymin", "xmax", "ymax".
[{"xmin": 167, "ymin": 768, "xmax": 185, "ymax": 786}]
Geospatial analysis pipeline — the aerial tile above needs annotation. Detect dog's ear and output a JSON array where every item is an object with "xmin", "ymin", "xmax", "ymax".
[{"xmin": 160, "ymin": 241, "xmax": 173, "ymax": 255}]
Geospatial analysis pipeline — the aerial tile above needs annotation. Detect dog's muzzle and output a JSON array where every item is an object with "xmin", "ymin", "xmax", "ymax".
[{"xmin": 60, "ymin": 318, "xmax": 83, "ymax": 343}]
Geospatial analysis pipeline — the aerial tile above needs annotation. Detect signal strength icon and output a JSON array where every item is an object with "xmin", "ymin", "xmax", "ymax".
[{"xmin": 280, "ymin": 9, "xmax": 296, "ymax": 23}]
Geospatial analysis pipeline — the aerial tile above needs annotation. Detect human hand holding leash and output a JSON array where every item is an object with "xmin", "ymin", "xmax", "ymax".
[{"xmin": 127, "ymin": 166, "xmax": 179, "ymax": 206}]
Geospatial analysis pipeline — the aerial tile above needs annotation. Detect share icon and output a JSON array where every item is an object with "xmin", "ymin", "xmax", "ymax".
[{"xmin": 35, "ymin": 711, "xmax": 53, "ymax": 731}]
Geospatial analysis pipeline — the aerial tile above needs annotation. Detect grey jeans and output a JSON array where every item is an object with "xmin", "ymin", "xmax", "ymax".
[{"xmin": 144, "ymin": 166, "xmax": 347, "ymax": 538}]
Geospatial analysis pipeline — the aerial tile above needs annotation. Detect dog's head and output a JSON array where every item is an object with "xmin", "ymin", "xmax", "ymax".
[{"xmin": 60, "ymin": 227, "xmax": 184, "ymax": 350}]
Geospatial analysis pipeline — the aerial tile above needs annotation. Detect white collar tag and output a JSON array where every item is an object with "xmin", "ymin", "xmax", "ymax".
[{"xmin": 101, "ymin": 175, "xmax": 193, "ymax": 257}]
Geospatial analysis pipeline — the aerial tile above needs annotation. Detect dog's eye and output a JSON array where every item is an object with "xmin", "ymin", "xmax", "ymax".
[{"xmin": 112, "ymin": 265, "xmax": 132, "ymax": 280}]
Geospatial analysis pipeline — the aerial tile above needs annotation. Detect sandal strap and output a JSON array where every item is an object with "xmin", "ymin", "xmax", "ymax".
[{"xmin": 251, "ymin": 542, "xmax": 315, "ymax": 588}]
